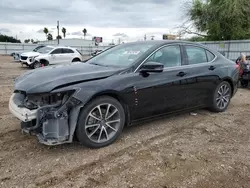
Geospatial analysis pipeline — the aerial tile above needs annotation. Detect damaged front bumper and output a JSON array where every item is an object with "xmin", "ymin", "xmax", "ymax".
[
  {"xmin": 9, "ymin": 92, "xmax": 82, "ymax": 146},
  {"xmin": 9, "ymin": 94, "xmax": 37, "ymax": 122}
]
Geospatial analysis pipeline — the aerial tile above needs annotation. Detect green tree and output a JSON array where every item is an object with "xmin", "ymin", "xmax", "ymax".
[
  {"xmin": 0, "ymin": 34, "xmax": 21, "ymax": 43},
  {"xmin": 47, "ymin": 33, "xmax": 53, "ymax": 40},
  {"xmin": 43, "ymin": 27, "xmax": 49, "ymax": 39},
  {"xmin": 24, "ymin": 39, "xmax": 30, "ymax": 43},
  {"xmin": 62, "ymin": 27, "xmax": 66, "ymax": 38},
  {"xmin": 82, "ymin": 28, "xmax": 87, "ymax": 39},
  {"xmin": 31, "ymin": 39, "xmax": 34, "ymax": 43},
  {"xmin": 186, "ymin": 0, "xmax": 250, "ymax": 40}
]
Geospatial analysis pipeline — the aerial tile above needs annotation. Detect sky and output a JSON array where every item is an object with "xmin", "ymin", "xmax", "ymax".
[{"xmin": 0, "ymin": 0, "xmax": 189, "ymax": 43}]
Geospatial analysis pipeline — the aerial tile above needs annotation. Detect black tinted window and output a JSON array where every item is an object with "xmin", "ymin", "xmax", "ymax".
[
  {"xmin": 146, "ymin": 45, "xmax": 182, "ymax": 68},
  {"xmin": 63, "ymin": 48, "xmax": 74, "ymax": 53},
  {"xmin": 185, "ymin": 46, "xmax": 207, "ymax": 64},
  {"xmin": 51, "ymin": 48, "xmax": 63, "ymax": 54},
  {"xmin": 206, "ymin": 50, "xmax": 215, "ymax": 61}
]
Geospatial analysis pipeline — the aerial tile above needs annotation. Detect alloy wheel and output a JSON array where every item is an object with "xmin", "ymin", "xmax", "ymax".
[
  {"xmin": 85, "ymin": 103, "xmax": 121, "ymax": 143},
  {"xmin": 216, "ymin": 84, "xmax": 230, "ymax": 109}
]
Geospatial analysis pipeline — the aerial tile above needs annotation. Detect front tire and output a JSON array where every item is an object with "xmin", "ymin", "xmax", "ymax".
[
  {"xmin": 210, "ymin": 81, "xmax": 232, "ymax": 112},
  {"xmin": 32, "ymin": 61, "xmax": 42, "ymax": 69},
  {"xmin": 76, "ymin": 96, "xmax": 125, "ymax": 148}
]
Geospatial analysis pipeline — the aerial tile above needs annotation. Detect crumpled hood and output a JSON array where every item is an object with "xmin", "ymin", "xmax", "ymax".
[
  {"xmin": 21, "ymin": 51, "xmax": 40, "ymax": 57},
  {"xmin": 14, "ymin": 63, "xmax": 121, "ymax": 94}
]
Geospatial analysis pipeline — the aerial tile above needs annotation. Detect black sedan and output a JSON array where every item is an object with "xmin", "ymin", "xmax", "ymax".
[{"xmin": 9, "ymin": 40, "xmax": 239, "ymax": 148}]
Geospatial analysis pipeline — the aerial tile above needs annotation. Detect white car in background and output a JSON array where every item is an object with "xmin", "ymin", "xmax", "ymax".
[
  {"xmin": 11, "ymin": 45, "xmax": 46, "ymax": 61},
  {"xmin": 20, "ymin": 46, "xmax": 83, "ymax": 69}
]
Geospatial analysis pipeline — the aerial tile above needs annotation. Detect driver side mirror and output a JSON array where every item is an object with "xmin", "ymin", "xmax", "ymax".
[{"xmin": 139, "ymin": 61, "xmax": 164, "ymax": 73}]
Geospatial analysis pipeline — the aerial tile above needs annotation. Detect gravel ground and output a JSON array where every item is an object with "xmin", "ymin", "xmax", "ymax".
[{"xmin": 1, "ymin": 55, "xmax": 250, "ymax": 188}]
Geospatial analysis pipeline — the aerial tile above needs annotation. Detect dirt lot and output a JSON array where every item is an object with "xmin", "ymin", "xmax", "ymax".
[{"xmin": 0, "ymin": 55, "xmax": 250, "ymax": 188}]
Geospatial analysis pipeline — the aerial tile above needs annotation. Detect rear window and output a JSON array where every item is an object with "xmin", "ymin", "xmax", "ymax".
[{"xmin": 185, "ymin": 46, "xmax": 207, "ymax": 65}]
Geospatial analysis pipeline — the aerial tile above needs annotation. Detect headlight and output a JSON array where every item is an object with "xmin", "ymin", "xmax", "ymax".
[
  {"xmin": 25, "ymin": 90, "xmax": 75, "ymax": 109},
  {"xmin": 29, "ymin": 55, "xmax": 39, "ymax": 62}
]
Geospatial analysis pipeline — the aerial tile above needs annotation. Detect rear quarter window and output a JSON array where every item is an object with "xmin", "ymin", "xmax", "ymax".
[{"xmin": 206, "ymin": 50, "xmax": 215, "ymax": 61}]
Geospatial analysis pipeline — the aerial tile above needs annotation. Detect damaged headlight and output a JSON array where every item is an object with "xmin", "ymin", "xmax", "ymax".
[
  {"xmin": 28, "ymin": 55, "xmax": 39, "ymax": 62},
  {"xmin": 23, "ymin": 90, "xmax": 75, "ymax": 109}
]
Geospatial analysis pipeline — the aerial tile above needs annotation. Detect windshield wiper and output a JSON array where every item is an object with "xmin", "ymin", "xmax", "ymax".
[{"xmin": 90, "ymin": 63, "xmax": 109, "ymax": 67}]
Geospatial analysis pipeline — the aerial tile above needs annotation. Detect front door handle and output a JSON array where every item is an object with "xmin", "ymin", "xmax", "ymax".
[
  {"xmin": 209, "ymin": 66, "xmax": 216, "ymax": 70},
  {"xmin": 176, "ymin": 72, "xmax": 186, "ymax": 77}
]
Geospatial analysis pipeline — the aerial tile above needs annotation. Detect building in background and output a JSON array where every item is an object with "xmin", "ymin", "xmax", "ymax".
[
  {"xmin": 163, "ymin": 34, "xmax": 177, "ymax": 40},
  {"xmin": 37, "ymin": 38, "xmax": 95, "ymax": 47}
]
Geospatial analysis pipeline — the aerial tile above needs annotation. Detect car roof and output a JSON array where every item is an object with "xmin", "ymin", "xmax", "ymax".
[
  {"xmin": 122, "ymin": 40, "xmax": 213, "ymax": 49},
  {"xmin": 53, "ymin": 46, "xmax": 76, "ymax": 49},
  {"xmin": 124, "ymin": 40, "xmax": 200, "ymax": 45}
]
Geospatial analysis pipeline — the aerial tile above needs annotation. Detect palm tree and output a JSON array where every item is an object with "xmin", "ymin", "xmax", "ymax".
[
  {"xmin": 47, "ymin": 33, "xmax": 53, "ymax": 40},
  {"xmin": 82, "ymin": 28, "xmax": 87, "ymax": 39},
  {"xmin": 43, "ymin": 27, "xmax": 49, "ymax": 40},
  {"xmin": 62, "ymin": 27, "xmax": 66, "ymax": 38}
]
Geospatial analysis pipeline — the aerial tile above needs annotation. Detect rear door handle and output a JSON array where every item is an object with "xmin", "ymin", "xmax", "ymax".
[
  {"xmin": 209, "ymin": 66, "xmax": 216, "ymax": 70},
  {"xmin": 176, "ymin": 72, "xmax": 187, "ymax": 77}
]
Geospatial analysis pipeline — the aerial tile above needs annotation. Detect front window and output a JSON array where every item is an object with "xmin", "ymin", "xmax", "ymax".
[
  {"xmin": 37, "ymin": 47, "xmax": 54, "ymax": 54},
  {"xmin": 87, "ymin": 43, "xmax": 154, "ymax": 67},
  {"xmin": 146, "ymin": 45, "xmax": 182, "ymax": 68}
]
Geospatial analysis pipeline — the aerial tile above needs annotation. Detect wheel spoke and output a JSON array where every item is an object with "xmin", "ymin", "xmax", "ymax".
[
  {"xmin": 106, "ymin": 119, "xmax": 120, "ymax": 124},
  {"xmin": 85, "ymin": 124, "xmax": 100, "ymax": 129},
  {"xmin": 97, "ymin": 105, "xmax": 103, "ymax": 119},
  {"xmin": 223, "ymin": 97, "xmax": 229, "ymax": 103},
  {"xmin": 106, "ymin": 109, "xmax": 118, "ymax": 120},
  {"xmin": 218, "ymin": 90, "xmax": 222, "ymax": 96},
  {"xmin": 88, "ymin": 125, "xmax": 100, "ymax": 138},
  {"xmin": 98, "ymin": 126, "xmax": 104, "ymax": 142},
  {"xmin": 106, "ymin": 123, "xmax": 117, "ymax": 132},
  {"xmin": 217, "ymin": 100, "xmax": 221, "ymax": 107},
  {"xmin": 89, "ymin": 113, "xmax": 101, "ymax": 121},
  {"xmin": 221, "ymin": 100, "xmax": 226, "ymax": 108},
  {"xmin": 224, "ymin": 87, "xmax": 229, "ymax": 95},
  {"xmin": 105, "ymin": 104, "xmax": 111, "ymax": 119},
  {"xmin": 103, "ymin": 126, "xmax": 109, "ymax": 140}
]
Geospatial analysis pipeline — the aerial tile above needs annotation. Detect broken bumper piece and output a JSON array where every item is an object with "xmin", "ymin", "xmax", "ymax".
[{"xmin": 9, "ymin": 94, "xmax": 37, "ymax": 122}]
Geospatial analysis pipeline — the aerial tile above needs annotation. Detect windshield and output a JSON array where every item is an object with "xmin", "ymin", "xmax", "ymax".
[
  {"xmin": 33, "ymin": 46, "xmax": 44, "ymax": 52},
  {"xmin": 87, "ymin": 43, "xmax": 154, "ymax": 67},
  {"xmin": 37, "ymin": 47, "xmax": 54, "ymax": 54}
]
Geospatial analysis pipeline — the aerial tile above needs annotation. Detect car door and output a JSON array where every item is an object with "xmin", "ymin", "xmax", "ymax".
[
  {"xmin": 128, "ymin": 45, "xmax": 190, "ymax": 120},
  {"xmin": 181, "ymin": 45, "xmax": 220, "ymax": 108},
  {"xmin": 62, "ymin": 48, "xmax": 75, "ymax": 63},
  {"xmin": 49, "ymin": 48, "xmax": 64, "ymax": 64}
]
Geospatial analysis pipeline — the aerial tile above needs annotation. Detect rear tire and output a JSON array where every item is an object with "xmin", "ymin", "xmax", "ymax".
[
  {"xmin": 210, "ymin": 81, "xmax": 232, "ymax": 112},
  {"xmin": 76, "ymin": 96, "xmax": 125, "ymax": 148}
]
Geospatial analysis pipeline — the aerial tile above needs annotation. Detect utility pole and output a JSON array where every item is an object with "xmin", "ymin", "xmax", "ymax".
[
  {"xmin": 144, "ymin": 34, "xmax": 147, "ymax": 41},
  {"xmin": 57, "ymin": 21, "xmax": 60, "ymax": 45}
]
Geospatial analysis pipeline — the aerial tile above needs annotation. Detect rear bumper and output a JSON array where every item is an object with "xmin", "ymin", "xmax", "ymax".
[{"xmin": 9, "ymin": 94, "xmax": 37, "ymax": 122}]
